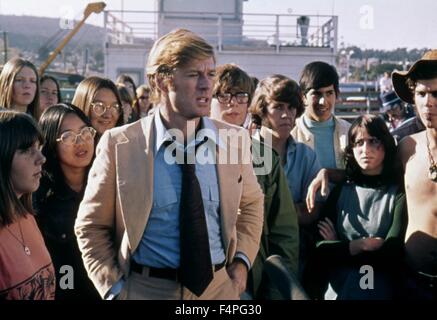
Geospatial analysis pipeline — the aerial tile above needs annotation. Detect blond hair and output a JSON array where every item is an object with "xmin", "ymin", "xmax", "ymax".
[
  {"xmin": 146, "ymin": 29, "xmax": 215, "ymax": 104},
  {"xmin": 0, "ymin": 58, "xmax": 40, "ymax": 118}
]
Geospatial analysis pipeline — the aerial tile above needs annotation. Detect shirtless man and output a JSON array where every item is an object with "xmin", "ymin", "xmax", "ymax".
[
  {"xmin": 392, "ymin": 50, "xmax": 437, "ymax": 298},
  {"xmin": 306, "ymin": 50, "xmax": 437, "ymax": 299}
]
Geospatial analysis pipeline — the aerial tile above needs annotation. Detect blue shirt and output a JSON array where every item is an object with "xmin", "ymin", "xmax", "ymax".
[
  {"xmin": 283, "ymin": 138, "xmax": 322, "ymax": 203},
  {"xmin": 303, "ymin": 115, "xmax": 336, "ymax": 169},
  {"xmin": 132, "ymin": 112, "xmax": 226, "ymax": 267}
]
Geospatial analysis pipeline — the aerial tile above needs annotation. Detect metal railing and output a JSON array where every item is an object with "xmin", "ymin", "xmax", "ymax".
[
  {"xmin": 336, "ymin": 91, "xmax": 381, "ymax": 121},
  {"xmin": 103, "ymin": 10, "xmax": 338, "ymax": 52}
]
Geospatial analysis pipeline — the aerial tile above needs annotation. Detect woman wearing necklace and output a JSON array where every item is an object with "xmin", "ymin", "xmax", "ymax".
[
  {"xmin": 34, "ymin": 103, "xmax": 100, "ymax": 300},
  {"xmin": 0, "ymin": 111, "xmax": 55, "ymax": 300},
  {"xmin": 304, "ymin": 115, "xmax": 407, "ymax": 300}
]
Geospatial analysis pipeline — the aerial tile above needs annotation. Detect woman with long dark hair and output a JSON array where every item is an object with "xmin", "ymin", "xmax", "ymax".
[
  {"xmin": 305, "ymin": 115, "xmax": 407, "ymax": 300},
  {"xmin": 38, "ymin": 75, "xmax": 62, "ymax": 119},
  {"xmin": 0, "ymin": 111, "xmax": 55, "ymax": 300},
  {"xmin": 34, "ymin": 103, "xmax": 100, "ymax": 300},
  {"xmin": 116, "ymin": 74, "xmax": 137, "ymax": 100}
]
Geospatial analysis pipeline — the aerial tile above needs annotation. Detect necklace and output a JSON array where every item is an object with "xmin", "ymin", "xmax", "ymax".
[
  {"xmin": 6, "ymin": 221, "xmax": 31, "ymax": 256},
  {"xmin": 426, "ymin": 131, "xmax": 437, "ymax": 182}
]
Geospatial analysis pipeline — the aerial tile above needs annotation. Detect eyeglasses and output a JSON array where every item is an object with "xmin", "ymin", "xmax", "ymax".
[
  {"xmin": 216, "ymin": 92, "xmax": 249, "ymax": 104},
  {"xmin": 91, "ymin": 102, "xmax": 121, "ymax": 117},
  {"xmin": 139, "ymin": 96, "xmax": 149, "ymax": 101},
  {"xmin": 56, "ymin": 127, "xmax": 96, "ymax": 146},
  {"xmin": 353, "ymin": 137, "xmax": 382, "ymax": 149}
]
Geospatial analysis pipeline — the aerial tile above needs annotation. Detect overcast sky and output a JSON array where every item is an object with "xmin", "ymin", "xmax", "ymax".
[{"xmin": 1, "ymin": 0, "xmax": 436, "ymax": 50}]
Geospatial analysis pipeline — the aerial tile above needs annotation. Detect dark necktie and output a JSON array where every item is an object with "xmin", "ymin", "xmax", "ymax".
[{"xmin": 179, "ymin": 150, "xmax": 213, "ymax": 297}]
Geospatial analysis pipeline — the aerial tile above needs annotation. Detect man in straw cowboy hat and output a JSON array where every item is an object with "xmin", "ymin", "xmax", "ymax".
[{"xmin": 394, "ymin": 49, "xmax": 437, "ymax": 299}]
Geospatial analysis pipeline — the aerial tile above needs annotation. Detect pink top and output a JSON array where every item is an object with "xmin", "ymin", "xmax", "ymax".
[{"xmin": 0, "ymin": 214, "xmax": 55, "ymax": 300}]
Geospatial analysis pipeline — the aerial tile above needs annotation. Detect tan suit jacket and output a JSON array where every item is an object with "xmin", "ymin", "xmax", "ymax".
[{"xmin": 75, "ymin": 115, "xmax": 264, "ymax": 298}]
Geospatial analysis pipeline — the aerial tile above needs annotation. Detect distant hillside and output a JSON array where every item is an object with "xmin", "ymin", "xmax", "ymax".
[
  {"xmin": 0, "ymin": 15, "xmax": 105, "ymax": 51},
  {"xmin": 0, "ymin": 15, "xmax": 106, "ymax": 72}
]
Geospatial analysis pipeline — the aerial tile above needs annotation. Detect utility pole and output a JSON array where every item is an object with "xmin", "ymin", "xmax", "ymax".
[{"xmin": 83, "ymin": 48, "xmax": 89, "ymax": 76}]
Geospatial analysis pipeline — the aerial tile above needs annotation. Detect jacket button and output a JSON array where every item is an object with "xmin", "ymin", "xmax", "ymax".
[{"xmin": 61, "ymin": 234, "xmax": 67, "ymax": 239}]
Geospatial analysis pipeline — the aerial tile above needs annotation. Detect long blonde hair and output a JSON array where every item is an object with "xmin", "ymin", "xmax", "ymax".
[{"xmin": 0, "ymin": 58, "xmax": 40, "ymax": 118}]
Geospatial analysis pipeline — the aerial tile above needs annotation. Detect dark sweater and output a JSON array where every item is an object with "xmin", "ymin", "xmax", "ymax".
[
  {"xmin": 33, "ymin": 175, "xmax": 100, "ymax": 300},
  {"xmin": 304, "ymin": 174, "xmax": 408, "ymax": 299}
]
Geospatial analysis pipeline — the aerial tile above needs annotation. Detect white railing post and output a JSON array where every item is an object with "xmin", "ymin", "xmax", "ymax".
[
  {"xmin": 217, "ymin": 14, "xmax": 223, "ymax": 52},
  {"xmin": 157, "ymin": 13, "xmax": 164, "ymax": 38},
  {"xmin": 332, "ymin": 16, "xmax": 338, "ymax": 55},
  {"xmin": 103, "ymin": 11, "xmax": 109, "ymax": 43},
  {"xmin": 103, "ymin": 10, "xmax": 108, "ymax": 77},
  {"xmin": 275, "ymin": 15, "xmax": 280, "ymax": 53}
]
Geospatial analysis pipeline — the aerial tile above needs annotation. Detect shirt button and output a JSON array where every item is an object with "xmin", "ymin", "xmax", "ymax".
[{"xmin": 61, "ymin": 234, "xmax": 67, "ymax": 239}]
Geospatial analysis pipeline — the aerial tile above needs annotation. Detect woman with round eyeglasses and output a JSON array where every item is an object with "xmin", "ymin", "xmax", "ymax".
[
  {"xmin": 34, "ymin": 103, "xmax": 100, "ymax": 300},
  {"xmin": 304, "ymin": 115, "xmax": 407, "ymax": 300},
  {"xmin": 72, "ymin": 76, "xmax": 124, "ymax": 137}
]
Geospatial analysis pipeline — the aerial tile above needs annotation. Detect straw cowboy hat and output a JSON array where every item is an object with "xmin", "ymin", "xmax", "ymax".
[{"xmin": 392, "ymin": 49, "xmax": 437, "ymax": 104}]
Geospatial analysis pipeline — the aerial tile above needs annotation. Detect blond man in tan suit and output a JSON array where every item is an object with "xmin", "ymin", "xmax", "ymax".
[{"xmin": 74, "ymin": 29, "xmax": 264, "ymax": 300}]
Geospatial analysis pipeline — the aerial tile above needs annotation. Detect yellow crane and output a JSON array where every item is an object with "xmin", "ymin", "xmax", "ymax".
[{"xmin": 38, "ymin": 2, "xmax": 106, "ymax": 76}]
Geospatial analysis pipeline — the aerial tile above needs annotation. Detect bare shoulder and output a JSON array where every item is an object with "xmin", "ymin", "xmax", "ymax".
[{"xmin": 398, "ymin": 132, "xmax": 424, "ymax": 166}]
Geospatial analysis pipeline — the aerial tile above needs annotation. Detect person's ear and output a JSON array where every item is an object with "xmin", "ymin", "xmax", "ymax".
[
  {"xmin": 302, "ymin": 91, "xmax": 309, "ymax": 107},
  {"xmin": 156, "ymin": 74, "xmax": 171, "ymax": 95}
]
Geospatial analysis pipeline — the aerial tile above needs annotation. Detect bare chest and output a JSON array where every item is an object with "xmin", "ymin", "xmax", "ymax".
[{"xmin": 405, "ymin": 151, "xmax": 437, "ymax": 201}]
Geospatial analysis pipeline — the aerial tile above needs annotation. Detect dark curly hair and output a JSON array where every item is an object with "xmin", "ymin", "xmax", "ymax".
[{"xmin": 344, "ymin": 115, "xmax": 398, "ymax": 183}]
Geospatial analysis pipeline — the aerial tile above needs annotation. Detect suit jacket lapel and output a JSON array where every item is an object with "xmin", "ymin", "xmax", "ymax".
[
  {"xmin": 216, "ymin": 135, "xmax": 241, "ymax": 254},
  {"xmin": 116, "ymin": 117, "xmax": 155, "ymax": 251}
]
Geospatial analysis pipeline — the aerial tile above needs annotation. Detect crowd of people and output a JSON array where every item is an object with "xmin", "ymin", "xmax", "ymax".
[{"xmin": 0, "ymin": 28, "xmax": 435, "ymax": 300}]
